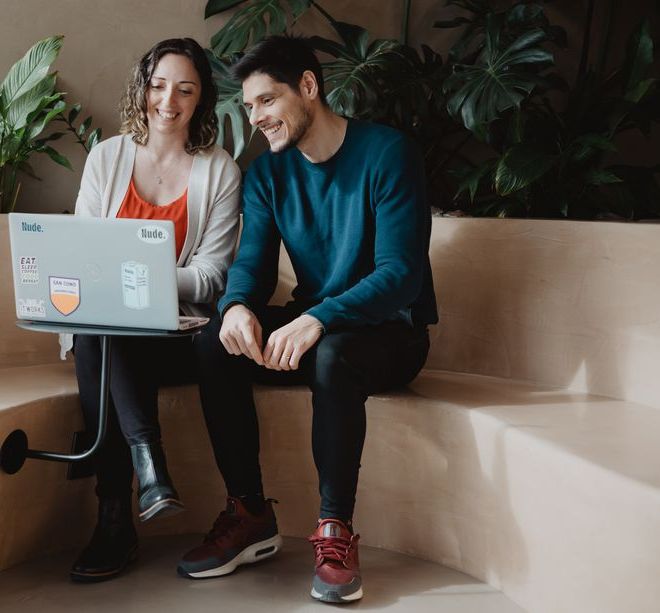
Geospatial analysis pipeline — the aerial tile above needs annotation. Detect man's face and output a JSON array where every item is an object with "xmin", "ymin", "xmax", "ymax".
[{"xmin": 242, "ymin": 72, "xmax": 312, "ymax": 153}]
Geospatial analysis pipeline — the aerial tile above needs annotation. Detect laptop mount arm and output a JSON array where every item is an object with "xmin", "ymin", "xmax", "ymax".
[{"xmin": 0, "ymin": 334, "xmax": 111, "ymax": 474}]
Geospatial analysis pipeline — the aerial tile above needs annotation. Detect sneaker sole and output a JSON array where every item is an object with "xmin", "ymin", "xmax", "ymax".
[
  {"xmin": 311, "ymin": 580, "xmax": 363, "ymax": 603},
  {"xmin": 70, "ymin": 545, "xmax": 138, "ymax": 583},
  {"xmin": 139, "ymin": 498, "xmax": 184, "ymax": 522},
  {"xmin": 178, "ymin": 534, "xmax": 283, "ymax": 579}
]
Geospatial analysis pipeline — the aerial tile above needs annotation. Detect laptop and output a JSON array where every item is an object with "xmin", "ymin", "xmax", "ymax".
[{"xmin": 9, "ymin": 213, "xmax": 208, "ymax": 333}]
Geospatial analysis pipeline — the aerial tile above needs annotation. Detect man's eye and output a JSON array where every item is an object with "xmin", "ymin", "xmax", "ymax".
[{"xmin": 263, "ymin": 98, "xmax": 273, "ymax": 105}]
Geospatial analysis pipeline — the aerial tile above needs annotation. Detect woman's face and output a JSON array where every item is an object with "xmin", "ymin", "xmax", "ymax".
[{"xmin": 146, "ymin": 53, "xmax": 201, "ymax": 138}]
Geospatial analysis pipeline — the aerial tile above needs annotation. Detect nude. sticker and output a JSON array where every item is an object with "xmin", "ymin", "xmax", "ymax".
[
  {"xmin": 18, "ymin": 256, "xmax": 39, "ymax": 284},
  {"xmin": 137, "ymin": 225, "xmax": 169, "ymax": 245},
  {"xmin": 122, "ymin": 261, "xmax": 150, "ymax": 310},
  {"xmin": 49, "ymin": 277, "xmax": 80, "ymax": 316},
  {"xmin": 17, "ymin": 298, "xmax": 46, "ymax": 318}
]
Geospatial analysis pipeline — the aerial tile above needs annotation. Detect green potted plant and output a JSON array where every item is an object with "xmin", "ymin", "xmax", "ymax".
[
  {"xmin": 443, "ymin": 1, "xmax": 660, "ymax": 219},
  {"xmin": 203, "ymin": 0, "xmax": 659, "ymax": 220},
  {"xmin": 0, "ymin": 35, "xmax": 101, "ymax": 213}
]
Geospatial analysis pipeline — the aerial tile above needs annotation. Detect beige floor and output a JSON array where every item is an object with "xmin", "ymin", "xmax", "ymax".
[{"xmin": 0, "ymin": 535, "xmax": 526, "ymax": 613}]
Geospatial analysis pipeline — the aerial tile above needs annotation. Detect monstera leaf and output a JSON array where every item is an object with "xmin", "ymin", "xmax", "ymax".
[
  {"xmin": 435, "ymin": 0, "xmax": 490, "ymax": 63},
  {"xmin": 444, "ymin": 20, "xmax": 553, "ymax": 135},
  {"xmin": 380, "ymin": 44, "xmax": 448, "ymax": 131},
  {"xmin": 206, "ymin": 50, "xmax": 254, "ymax": 159},
  {"xmin": 210, "ymin": 0, "xmax": 311, "ymax": 57},
  {"xmin": 310, "ymin": 22, "xmax": 403, "ymax": 118}
]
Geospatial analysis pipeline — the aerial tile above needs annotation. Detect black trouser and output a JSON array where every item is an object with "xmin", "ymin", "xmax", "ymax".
[
  {"xmin": 205, "ymin": 304, "xmax": 430, "ymax": 521},
  {"xmin": 73, "ymin": 311, "xmax": 221, "ymax": 500},
  {"xmin": 75, "ymin": 305, "xmax": 429, "ymax": 520}
]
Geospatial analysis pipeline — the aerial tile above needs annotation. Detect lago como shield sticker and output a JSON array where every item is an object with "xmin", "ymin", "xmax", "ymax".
[{"xmin": 49, "ymin": 277, "xmax": 80, "ymax": 316}]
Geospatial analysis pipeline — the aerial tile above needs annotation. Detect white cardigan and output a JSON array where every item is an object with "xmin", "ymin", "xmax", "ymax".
[
  {"xmin": 76, "ymin": 134, "xmax": 241, "ymax": 305},
  {"xmin": 59, "ymin": 134, "xmax": 241, "ymax": 356}
]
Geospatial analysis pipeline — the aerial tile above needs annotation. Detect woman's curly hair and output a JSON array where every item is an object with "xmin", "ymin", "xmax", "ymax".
[{"xmin": 119, "ymin": 38, "xmax": 218, "ymax": 154}]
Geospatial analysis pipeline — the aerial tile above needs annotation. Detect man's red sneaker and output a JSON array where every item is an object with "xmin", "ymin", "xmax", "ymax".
[
  {"xmin": 308, "ymin": 519, "xmax": 363, "ymax": 603},
  {"xmin": 177, "ymin": 496, "xmax": 282, "ymax": 578}
]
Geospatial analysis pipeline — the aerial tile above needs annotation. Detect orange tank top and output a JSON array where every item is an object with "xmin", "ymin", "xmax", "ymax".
[{"xmin": 117, "ymin": 178, "xmax": 188, "ymax": 259}]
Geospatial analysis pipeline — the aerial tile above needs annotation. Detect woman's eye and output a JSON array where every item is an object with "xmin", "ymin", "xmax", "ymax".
[{"xmin": 179, "ymin": 90, "xmax": 192, "ymax": 95}]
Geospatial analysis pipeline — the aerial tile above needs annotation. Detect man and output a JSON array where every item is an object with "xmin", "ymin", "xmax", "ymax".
[{"xmin": 178, "ymin": 35, "xmax": 438, "ymax": 603}]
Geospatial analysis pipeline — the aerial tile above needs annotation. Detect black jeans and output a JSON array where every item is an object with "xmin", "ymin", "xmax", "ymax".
[
  {"xmin": 73, "ymin": 310, "xmax": 223, "ymax": 500},
  {"xmin": 206, "ymin": 304, "xmax": 430, "ymax": 521},
  {"xmin": 75, "ymin": 305, "xmax": 430, "ymax": 520}
]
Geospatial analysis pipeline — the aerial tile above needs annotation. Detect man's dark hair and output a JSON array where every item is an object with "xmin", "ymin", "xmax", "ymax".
[{"xmin": 231, "ymin": 35, "xmax": 327, "ymax": 105}]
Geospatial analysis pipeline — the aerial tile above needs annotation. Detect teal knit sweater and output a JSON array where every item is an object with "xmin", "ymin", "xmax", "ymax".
[{"xmin": 218, "ymin": 119, "xmax": 438, "ymax": 332}]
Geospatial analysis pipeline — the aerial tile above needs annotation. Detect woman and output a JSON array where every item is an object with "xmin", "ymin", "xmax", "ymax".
[{"xmin": 68, "ymin": 38, "xmax": 241, "ymax": 583}]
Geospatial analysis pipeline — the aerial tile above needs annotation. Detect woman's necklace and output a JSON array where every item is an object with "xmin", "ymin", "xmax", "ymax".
[
  {"xmin": 143, "ymin": 149, "xmax": 181, "ymax": 185},
  {"xmin": 153, "ymin": 158, "xmax": 178, "ymax": 185}
]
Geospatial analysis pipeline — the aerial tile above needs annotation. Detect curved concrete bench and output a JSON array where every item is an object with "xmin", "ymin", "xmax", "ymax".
[{"xmin": 2, "ymin": 215, "xmax": 660, "ymax": 613}]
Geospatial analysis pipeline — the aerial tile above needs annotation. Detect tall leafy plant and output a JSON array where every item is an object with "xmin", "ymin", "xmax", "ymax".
[
  {"xmin": 205, "ymin": 0, "xmax": 456, "ymax": 202},
  {"xmin": 205, "ymin": 0, "xmax": 659, "ymax": 220},
  {"xmin": 0, "ymin": 36, "xmax": 101, "ymax": 213},
  {"xmin": 446, "ymin": 3, "xmax": 659, "ymax": 219},
  {"xmin": 205, "ymin": 0, "xmax": 423, "ymax": 158}
]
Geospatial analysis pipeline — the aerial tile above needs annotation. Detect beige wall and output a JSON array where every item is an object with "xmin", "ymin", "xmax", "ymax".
[{"xmin": 1, "ymin": 0, "xmax": 657, "ymax": 214}]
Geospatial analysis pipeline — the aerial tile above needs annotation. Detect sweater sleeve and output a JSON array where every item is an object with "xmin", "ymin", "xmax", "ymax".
[
  {"xmin": 305, "ymin": 136, "xmax": 429, "ymax": 331},
  {"xmin": 217, "ymin": 162, "xmax": 280, "ymax": 316},
  {"xmin": 74, "ymin": 142, "xmax": 104, "ymax": 217},
  {"xmin": 177, "ymin": 157, "xmax": 242, "ymax": 304}
]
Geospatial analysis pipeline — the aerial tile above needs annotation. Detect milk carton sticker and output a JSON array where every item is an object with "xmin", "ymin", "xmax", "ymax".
[
  {"xmin": 17, "ymin": 298, "xmax": 46, "ymax": 318},
  {"xmin": 49, "ymin": 277, "xmax": 80, "ymax": 316},
  {"xmin": 122, "ymin": 261, "xmax": 150, "ymax": 310},
  {"xmin": 18, "ymin": 256, "xmax": 39, "ymax": 284}
]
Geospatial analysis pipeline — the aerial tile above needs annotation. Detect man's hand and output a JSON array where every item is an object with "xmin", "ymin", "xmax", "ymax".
[
  {"xmin": 263, "ymin": 314, "xmax": 323, "ymax": 371},
  {"xmin": 219, "ymin": 304, "xmax": 264, "ymax": 366}
]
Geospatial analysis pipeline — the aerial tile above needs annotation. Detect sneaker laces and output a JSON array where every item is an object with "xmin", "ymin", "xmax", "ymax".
[
  {"xmin": 308, "ymin": 533, "xmax": 359, "ymax": 565},
  {"xmin": 205, "ymin": 511, "xmax": 242, "ymax": 543}
]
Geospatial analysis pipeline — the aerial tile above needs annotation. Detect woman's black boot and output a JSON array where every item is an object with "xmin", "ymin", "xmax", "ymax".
[
  {"xmin": 70, "ymin": 497, "xmax": 138, "ymax": 582},
  {"xmin": 130, "ymin": 441, "xmax": 184, "ymax": 522}
]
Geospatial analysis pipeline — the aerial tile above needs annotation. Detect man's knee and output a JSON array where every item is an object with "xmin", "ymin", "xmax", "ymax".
[{"xmin": 311, "ymin": 335, "xmax": 361, "ymax": 391}]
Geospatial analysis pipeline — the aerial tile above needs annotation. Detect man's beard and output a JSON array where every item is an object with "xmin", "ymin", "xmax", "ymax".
[{"xmin": 271, "ymin": 107, "xmax": 313, "ymax": 153}]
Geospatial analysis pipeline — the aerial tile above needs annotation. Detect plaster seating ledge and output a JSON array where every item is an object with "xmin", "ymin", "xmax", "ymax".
[{"xmin": 1, "ymin": 213, "xmax": 660, "ymax": 613}]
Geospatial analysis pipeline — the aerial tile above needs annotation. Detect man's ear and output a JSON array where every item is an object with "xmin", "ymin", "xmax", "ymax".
[{"xmin": 299, "ymin": 70, "xmax": 319, "ymax": 101}]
